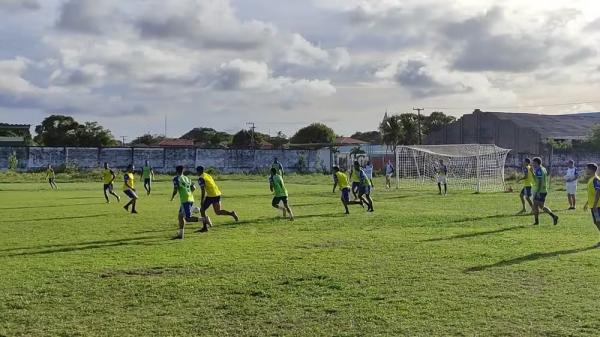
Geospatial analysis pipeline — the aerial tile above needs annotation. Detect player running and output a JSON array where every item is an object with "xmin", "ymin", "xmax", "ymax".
[
  {"xmin": 564, "ymin": 159, "xmax": 579, "ymax": 210},
  {"xmin": 333, "ymin": 166, "xmax": 363, "ymax": 214},
  {"xmin": 122, "ymin": 164, "xmax": 138, "ymax": 214},
  {"xmin": 46, "ymin": 164, "xmax": 58, "ymax": 189},
  {"xmin": 141, "ymin": 161, "xmax": 154, "ymax": 196},
  {"xmin": 436, "ymin": 159, "xmax": 448, "ymax": 195},
  {"xmin": 269, "ymin": 168, "xmax": 294, "ymax": 220},
  {"xmin": 170, "ymin": 165, "xmax": 203, "ymax": 240},
  {"xmin": 102, "ymin": 162, "xmax": 120, "ymax": 203},
  {"xmin": 272, "ymin": 157, "xmax": 284, "ymax": 176},
  {"xmin": 516, "ymin": 158, "xmax": 534, "ymax": 214},
  {"xmin": 582, "ymin": 163, "xmax": 600, "ymax": 247},
  {"xmin": 349, "ymin": 161, "xmax": 362, "ymax": 200},
  {"xmin": 531, "ymin": 157, "xmax": 558, "ymax": 226},
  {"xmin": 354, "ymin": 161, "xmax": 374, "ymax": 212},
  {"xmin": 365, "ymin": 161, "xmax": 374, "ymax": 189},
  {"xmin": 384, "ymin": 160, "xmax": 395, "ymax": 189},
  {"xmin": 196, "ymin": 166, "xmax": 238, "ymax": 231}
]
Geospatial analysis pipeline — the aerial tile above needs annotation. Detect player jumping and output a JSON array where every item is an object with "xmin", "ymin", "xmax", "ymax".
[
  {"xmin": 269, "ymin": 167, "xmax": 294, "ymax": 220},
  {"xmin": 171, "ymin": 165, "xmax": 203, "ymax": 240},
  {"xmin": 123, "ymin": 164, "xmax": 138, "ymax": 214},
  {"xmin": 102, "ymin": 162, "xmax": 120, "ymax": 203},
  {"xmin": 531, "ymin": 157, "xmax": 558, "ymax": 226},
  {"xmin": 516, "ymin": 158, "xmax": 534, "ymax": 214},
  {"xmin": 141, "ymin": 160, "xmax": 154, "ymax": 196},
  {"xmin": 354, "ymin": 161, "xmax": 374, "ymax": 212},
  {"xmin": 196, "ymin": 166, "xmax": 239, "ymax": 231},
  {"xmin": 582, "ymin": 163, "xmax": 600, "ymax": 247}
]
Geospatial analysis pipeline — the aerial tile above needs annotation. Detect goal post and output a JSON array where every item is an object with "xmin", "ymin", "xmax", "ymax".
[{"xmin": 395, "ymin": 144, "xmax": 511, "ymax": 192}]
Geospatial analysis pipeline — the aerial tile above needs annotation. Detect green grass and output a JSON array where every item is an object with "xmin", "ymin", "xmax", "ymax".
[{"xmin": 1, "ymin": 176, "xmax": 600, "ymax": 337}]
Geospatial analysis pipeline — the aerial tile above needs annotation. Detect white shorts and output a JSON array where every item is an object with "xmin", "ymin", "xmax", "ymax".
[
  {"xmin": 566, "ymin": 183, "xmax": 577, "ymax": 195},
  {"xmin": 437, "ymin": 176, "xmax": 447, "ymax": 184}
]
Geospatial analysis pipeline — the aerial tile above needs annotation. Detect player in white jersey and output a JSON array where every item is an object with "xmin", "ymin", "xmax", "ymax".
[
  {"xmin": 384, "ymin": 160, "xmax": 394, "ymax": 189},
  {"xmin": 564, "ymin": 159, "xmax": 579, "ymax": 210},
  {"xmin": 364, "ymin": 161, "xmax": 374, "ymax": 189}
]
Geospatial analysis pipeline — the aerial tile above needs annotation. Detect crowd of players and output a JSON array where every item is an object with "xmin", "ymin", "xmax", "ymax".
[{"xmin": 43, "ymin": 155, "xmax": 600, "ymax": 243}]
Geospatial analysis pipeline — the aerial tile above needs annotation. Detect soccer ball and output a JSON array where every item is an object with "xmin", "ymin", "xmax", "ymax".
[{"xmin": 192, "ymin": 206, "xmax": 202, "ymax": 214}]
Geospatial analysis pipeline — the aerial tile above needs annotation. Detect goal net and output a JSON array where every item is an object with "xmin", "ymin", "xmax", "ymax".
[{"xmin": 395, "ymin": 144, "xmax": 511, "ymax": 192}]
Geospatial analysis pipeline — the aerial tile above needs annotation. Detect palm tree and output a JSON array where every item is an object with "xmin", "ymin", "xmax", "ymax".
[{"xmin": 379, "ymin": 114, "xmax": 405, "ymax": 153}]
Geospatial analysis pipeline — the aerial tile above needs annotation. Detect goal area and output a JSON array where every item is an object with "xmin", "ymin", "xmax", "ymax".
[{"xmin": 394, "ymin": 144, "xmax": 511, "ymax": 192}]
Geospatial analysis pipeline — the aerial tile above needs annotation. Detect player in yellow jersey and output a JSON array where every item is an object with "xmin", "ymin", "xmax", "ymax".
[
  {"xmin": 582, "ymin": 163, "xmax": 600, "ymax": 246},
  {"xmin": 171, "ymin": 165, "xmax": 203, "ymax": 240},
  {"xmin": 196, "ymin": 166, "xmax": 238, "ymax": 231},
  {"xmin": 516, "ymin": 158, "xmax": 534, "ymax": 214},
  {"xmin": 332, "ymin": 166, "xmax": 364, "ymax": 214},
  {"xmin": 46, "ymin": 164, "xmax": 58, "ymax": 189},
  {"xmin": 122, "ymin": 164, "xmax": 138, "ymax": 214},
  {"xmin": 102, "ymin": 162, "xmax": 120, "ymax": 203}
]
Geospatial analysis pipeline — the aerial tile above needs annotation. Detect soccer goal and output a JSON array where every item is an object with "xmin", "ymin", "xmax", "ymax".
[{"xmin": 395, "ymin": 144, "xmax": 511, "ymax": 192}]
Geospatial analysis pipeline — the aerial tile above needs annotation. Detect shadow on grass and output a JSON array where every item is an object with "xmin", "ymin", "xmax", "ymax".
[
  {"xmin": 0, "ymin": 213, "xmax": 109, "ymax": 223},
  {"xmin": 225, "ymin": 213, "xmax": 344, "ymax": 226},
  {"xmin": 447, "ymin": 213, "xmax": 520, "ymax": 224},
  {"xmin": 0, "ymin": 202, "xmax": 107, "ymax": 210},
  {"xmin": 423, "ymin": 225, "xmax": 526, "ymax": 242},
  {"xmin": 465, "ymin": 245, "xmax": 598, "ymax": 273},
  {"xmin": 1, "ymin": 235, "xmax": 166, "ymax": 257}
]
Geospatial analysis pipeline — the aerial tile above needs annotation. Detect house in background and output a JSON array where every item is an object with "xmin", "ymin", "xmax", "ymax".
[
  {"xmin": 0, "ymin": 123, "xmax": 31, "ymax": 146},
  {"xmin": 426, "ymin": 109, "xmax": 600, "ymax": 154}
]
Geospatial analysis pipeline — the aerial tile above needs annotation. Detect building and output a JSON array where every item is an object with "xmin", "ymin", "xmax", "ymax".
[
  {"xmin": 426, "ymin": 109, "xmax": 600, "ymax": 154},
  {"xmin": 0, "ymin": 123, "xmax": 31, "ymax": 146},
  {"xmin": 158, "ymin": 138, "xmax": 195, "ymax": 148},
  {"xmin": 335, "ymin": 137, "xmax": 368, "ymax": 146}
]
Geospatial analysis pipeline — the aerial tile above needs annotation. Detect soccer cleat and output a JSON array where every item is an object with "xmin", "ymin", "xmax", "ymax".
[
  {"xmin": 198, "ymin": 226, "xmax": 209, "ymax": 233},
  {"xmin": 232, "ymin": 211, "xmax": 239, "ymax": 222},
  {"xmin": 131, "ymin": 210, "xmax": 138, "ymax": 214},
  {"xmin": 553, "ymin": 215, "xmax": 559, "ymax": 226},
  {"xmin": 171, "ymin": 235, "xmax": 183, "ymax": 240}
]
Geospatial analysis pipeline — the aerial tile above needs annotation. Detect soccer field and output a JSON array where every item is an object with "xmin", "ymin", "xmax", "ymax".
[{"xmin": 1, "ymin": 176, "xmax": 600, "ymax": 337}]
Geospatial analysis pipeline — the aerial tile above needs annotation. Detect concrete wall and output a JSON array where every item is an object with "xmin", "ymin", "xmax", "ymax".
[{"xmin": 0, "ymin": 147, "xmax": 332, "ymax": 173}]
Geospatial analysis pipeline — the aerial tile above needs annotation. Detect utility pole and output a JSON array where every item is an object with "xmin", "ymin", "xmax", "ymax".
[
  {"xmin": 246, "ymin": 122, "xmax": 256, "ymax": 149},
  {"xmin": 413, "ymin": 107, "xmax": 424, "ymax": 145},
  {"xmin": 164, "ymin": 115, "xmax": 168, "ymax": 137},
  {"xmin": 121, "ymin": 136, "xmax": 127, "ymax": 146}
]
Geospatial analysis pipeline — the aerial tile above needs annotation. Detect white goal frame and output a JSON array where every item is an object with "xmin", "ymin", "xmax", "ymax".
[{"xmin": 394, "ymin": 144, "xmax": 511, "ymax": 193}]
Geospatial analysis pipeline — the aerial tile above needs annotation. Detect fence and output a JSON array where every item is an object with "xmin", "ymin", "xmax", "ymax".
[{"xmin": 0, "ymin": 146, "xmax": 332, "ymax": 173}]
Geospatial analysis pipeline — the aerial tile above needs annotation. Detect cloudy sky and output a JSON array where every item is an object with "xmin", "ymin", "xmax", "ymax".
[{"xmin": 1, "ymin": 0, "xmax": 600, "ymax": 139}]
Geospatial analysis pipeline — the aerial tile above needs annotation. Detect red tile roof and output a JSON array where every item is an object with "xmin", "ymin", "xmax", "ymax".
[
  {"xmin": 335, "ymin": 137, "xmax": 368, "ymax": 145},
  {"xmin": 158, "ymin": 138, "xmax": 195, "ymax": 147}
]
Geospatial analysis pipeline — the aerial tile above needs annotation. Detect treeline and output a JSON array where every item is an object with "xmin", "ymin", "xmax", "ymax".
[{"xmin": 26, "ymin": 112, "xmax": 458, "ymax": 148}]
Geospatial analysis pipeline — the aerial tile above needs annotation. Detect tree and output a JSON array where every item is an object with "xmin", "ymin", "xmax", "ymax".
[
  {"xmin": 34, "ymin": 115, "xmax": 117, "ymax": 147},
  {"xmin": 130, "ymin": 134, "xmax": 165, "ymax": 146},
  {"xmin": 181, "ymin": 127, "xmax": 232, "ymax": 147},
  {"xmin": 270, "ymin": 131, "xmax": 289, "ymax": 149},
  {"xmin": 34, "ymin": 115, "xmax": 80, "ymax": 146},
  {"xmin": 422, "ymin": 111, "xmax": 456, "ymax": 135},
  {"xmin": 290, "ymin": 123, "xmax": 336, "ymax": 144},
  {"xmin": 575, "ymin": 123, "xmax": 600, "ymax": 151},
  {"xmin": 230, "ymin": 129, "xmax": 268, "ymax": 148},
  {"xmin": 398, "ymin": 113, "xmax": 420, "ymax": 145},
  {"xmin": 350, "ymin": 131, "xmax": 382, "ymax": 144},
  {"xmin": 379, "ymin": 114, "xmax": 405, "ymax": 151}
]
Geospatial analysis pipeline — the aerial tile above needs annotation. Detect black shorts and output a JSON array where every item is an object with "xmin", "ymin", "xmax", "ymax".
[
  {"xmin": 534, "ymin": 193, "xmax": 547, "ymax": 203},
  {"xmin": 103, "ymin": 183, "xmax": 113, "ymax": 191},
  {"xmin": 352, "ymin": 182, "xmax": 360, "ymax": 191},
  {"xmin": 144, "ymin": 178, "xmax": 151, "ymax": 185},
  {"xmin": 202, "ymin": 196, "xmax": 221, "ymax": 211},
  {"xmin": 592, "ymin": 208, "xmax": 600, "ymax": 224},
  {"xmin": 272, "ymin": 196, "xmax": 288, "ymax": 207}
]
